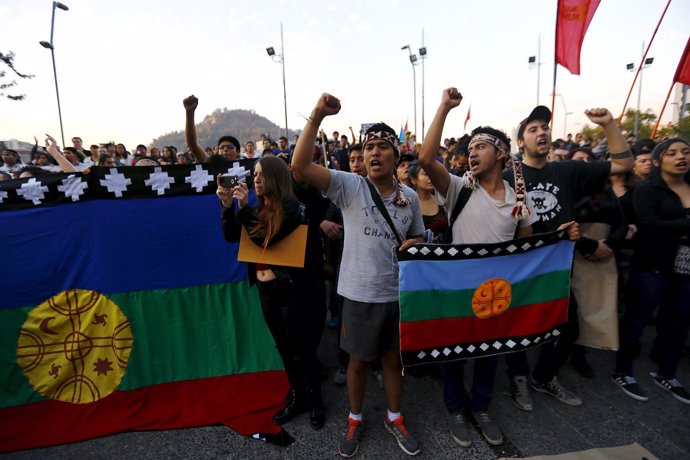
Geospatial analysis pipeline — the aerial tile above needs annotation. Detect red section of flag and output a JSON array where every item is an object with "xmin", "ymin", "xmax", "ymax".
[
  {"xmin": 400, "ymin": 298, "xmax": 569, "ymax": 351},
  {"xmin": 673, "ymin": 37, "xmax": 690, "ymax": 85},
  {"xmin": 0, "ymin": 371, "xmax": 288, "ymax": 453},
  {"xmin": 555, "ymin": 0, "xmax": 601, "ymax": 75},
  {"xmin": 464, "ymin": 105, "xmax": 471, "ymax": 131}
]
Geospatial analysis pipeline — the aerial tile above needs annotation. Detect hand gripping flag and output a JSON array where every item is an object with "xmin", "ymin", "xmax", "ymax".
[{"xmin": 398, "ymin": 231, "xmax": 574, "ymax": 366}]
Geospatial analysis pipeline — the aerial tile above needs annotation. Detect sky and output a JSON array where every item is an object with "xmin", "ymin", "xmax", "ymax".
[{"xmin": 1, "ymin": 0, "xmax": 688, "ymax": 150}]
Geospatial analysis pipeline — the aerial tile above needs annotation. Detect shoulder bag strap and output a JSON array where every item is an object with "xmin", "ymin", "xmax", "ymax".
[{"xmin": 364, "ymin": 178, "xmax": 404, "ymax": 246}]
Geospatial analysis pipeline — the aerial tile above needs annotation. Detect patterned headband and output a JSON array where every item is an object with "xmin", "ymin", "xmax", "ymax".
[
  {"xmin": 469, "ymin": 133, "xmax": 508, "ymax": 154},
  {"xmin": 362, "ymin": 131, "xmax": 400, "ymax": 155}
]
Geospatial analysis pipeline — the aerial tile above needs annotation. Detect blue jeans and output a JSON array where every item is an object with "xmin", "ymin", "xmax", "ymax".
[
  {"xmin": 615, "ymin": 269, "xmax": 690, "ymax": 378},
  {"xmin": 441, "ymin": 356, "xmax": 497, "ymax": 413}
]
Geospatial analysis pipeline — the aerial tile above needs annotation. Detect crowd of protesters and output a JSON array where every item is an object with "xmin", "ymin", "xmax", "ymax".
[{"xmin": 1, "ymin": 92, "xmax": 688, "ymax": 458}]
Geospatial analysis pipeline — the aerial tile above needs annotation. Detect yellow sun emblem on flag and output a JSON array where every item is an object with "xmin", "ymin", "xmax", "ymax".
[
  {"xmin": 16, "ymin": 289, "xmax": 134, "ymax": 404},
  {"xmin": 471, "ymin": 278, "xmax": 512, "ymax": 319}
]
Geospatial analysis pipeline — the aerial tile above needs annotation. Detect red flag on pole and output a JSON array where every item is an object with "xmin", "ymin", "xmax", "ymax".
[
  {"xmin": 651, "ymin": 36, "xmax": 690, "ymax": 138},
  {"xmin": 555, "ymin": 0, "xmax": 601, "ymax": 75},
  {"xmin": 673, "ymin": 36, "xmax": 690, "ymax": 85},
  {"xmin": 464, "ymin": 105, "xmax": 471, "ymax": 131}
]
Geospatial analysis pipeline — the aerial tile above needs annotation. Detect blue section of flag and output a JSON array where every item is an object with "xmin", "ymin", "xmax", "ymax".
[
  {"xmin": 398, "ymin": 240, "xmax": 574, "ymax": 293},
  {"xmin": 0, "ymin": 194, "xmax": 247, "ymax": 310},
  {"xmin": 399, "ymin": 126, "xmax": 405, "ymax": 143}
]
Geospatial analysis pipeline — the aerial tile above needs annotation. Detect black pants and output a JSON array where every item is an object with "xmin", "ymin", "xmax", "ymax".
[
  {"xmin": 257, "ymin": 276, "xmax": 326, "ymax": 394},
  {"xmin": 506, "ymin": 291, "xmax": 580, "ymax": 382}
]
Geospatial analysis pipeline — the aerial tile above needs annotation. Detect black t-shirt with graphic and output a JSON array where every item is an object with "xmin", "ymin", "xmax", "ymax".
[{"xmin": 504, "ymin": 160, "xmax": 610, "ymax": 232}]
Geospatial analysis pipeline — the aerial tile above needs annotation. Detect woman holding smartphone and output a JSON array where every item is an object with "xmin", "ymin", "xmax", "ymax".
[{"xmin": 217, "ymin": 155, "xmax": 325, "ymax": 429}]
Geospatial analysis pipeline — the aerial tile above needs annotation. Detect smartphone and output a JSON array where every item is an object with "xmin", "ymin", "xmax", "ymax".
[{"xmin": 220, "ymin": 175, "xmax": 239, "ymax": 188}]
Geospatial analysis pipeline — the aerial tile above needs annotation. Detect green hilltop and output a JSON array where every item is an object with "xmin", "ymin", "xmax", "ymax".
[{"xmin": 151, "ymin": 108, "xmax": 301, "ymax": 150}]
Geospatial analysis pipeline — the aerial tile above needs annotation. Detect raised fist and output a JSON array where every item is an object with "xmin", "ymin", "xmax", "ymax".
[
  {"xmin": 183, "ymin": 95, "xmax": 199, "ymax": 112},
  {"xmin": 314, "ymin": 93, "xmax": 341, "ymax": 118},
  {"xmin": 584, "ymin": 108, "xmax": 613, "ymax": 126},
  {"xmin": 441, "ymin": 87, "xmax": 462, "ymax": 109}
]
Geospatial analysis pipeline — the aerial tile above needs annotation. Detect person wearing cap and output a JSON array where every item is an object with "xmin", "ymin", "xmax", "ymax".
[
  {"xmin": 397, "ymin": 153, "xmax": 415, "ymax": 187},
  {"xmin": 291, "ymin": 93, "xmax": 424, "ymax": 457},
  {"xmin": 612, "ymin": 138, "xmax": 690, "ymax": 405},
  {"xmin": 632, "ymin": 138, "xmax": 656, "ymax": 181},
  {"xmin": 420, "ymin": 88, "xmax": 576, "ymax": 448},
  {"xmin": 502, "ymin": 105, "xmax": 633, "ymax": 410},
  {"xmin": 176, "ymin": 151, "xmax": 191, "ymax": 165},
  {"xmin": 183, "ymin": 95, "xmax": 241, "ymax": 164}
]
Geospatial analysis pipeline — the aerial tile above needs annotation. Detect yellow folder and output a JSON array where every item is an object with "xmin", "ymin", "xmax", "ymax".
[{"xmin": 237, "ymin": 224, "xmax": 308, "ymax": 268}]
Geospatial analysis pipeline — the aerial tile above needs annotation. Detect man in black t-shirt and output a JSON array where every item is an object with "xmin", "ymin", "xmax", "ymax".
[{"xmin": 503, "ymin": 105, "xmax": 633, "ymax": 410}]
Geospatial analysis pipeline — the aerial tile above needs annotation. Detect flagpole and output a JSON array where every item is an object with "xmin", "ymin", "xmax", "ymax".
[
  {"xmin": 617, "ymin": 0, "xmax": 672, "ymax": 126},
  {"xmin": 550, "ymin": 0, "xmax": 559, "ymax": 128},
  {"xmin": 651, "ymin": 81, "xmax": 675, "ymax": 139}
]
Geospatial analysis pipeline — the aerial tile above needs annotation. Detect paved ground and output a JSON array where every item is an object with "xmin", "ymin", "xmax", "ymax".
[{"xmin": 3, "ymin": 323, "xmax": 689, "ymax": 460}]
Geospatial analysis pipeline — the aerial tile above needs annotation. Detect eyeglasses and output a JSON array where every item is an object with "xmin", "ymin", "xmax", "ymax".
[{"xmin": 219, "ymin": 144, "xmax": 236, "ymax": 151}]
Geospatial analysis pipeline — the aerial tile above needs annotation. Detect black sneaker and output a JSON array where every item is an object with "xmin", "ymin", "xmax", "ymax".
[
  {"xmin": 611, "ymin": 374, "xmax": 648, "ymax": 401},
  {"xmin": 650, "ymin": 372, "xmax": 690, "ymax": 405},
  {"xmin": 530, "ymin": 376, "xmax": 582, "ymax": 406},
  {"xmin": 472, "ymin": 411, "xmax": 503, "ymax": 446},
  {"xmin": 447, "ymin": 412, "xmax": 471, "ymax": 447}
]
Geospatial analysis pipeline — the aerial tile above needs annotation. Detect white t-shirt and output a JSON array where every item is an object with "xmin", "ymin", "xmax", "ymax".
[
  {"xmin": 437, "ymin": 174, "xmax": 538, "ymax": 245},
  {"xmin": 325, "ymin": 170, "xmax": 425, "ymax": 303}
]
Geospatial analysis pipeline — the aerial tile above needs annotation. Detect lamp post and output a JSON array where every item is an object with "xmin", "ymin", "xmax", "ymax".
[
  {"xmin": 401, "ymin": 45, "xmax": 418, "ymax": 137},
  {"xmin": 39, "ymin": 1, "xmax": 69, "ymax": 148},
  {"xmin": 419, "ymin": 43, "xmax": 427, "ymax": 142},
  {"xmin": 266, "ymin": 22, "xmax": 288, "ymax": 139},
  {"xmin": 626, "ymin": 41, "xmax": 654, "ymax": 138},
  {"xmin": 528, "ymin": 36, "xmax": 542, "ymax": 106},
  {"xmin": 557, "ymin": 94, "xmax": 572, "ymax": 139}
]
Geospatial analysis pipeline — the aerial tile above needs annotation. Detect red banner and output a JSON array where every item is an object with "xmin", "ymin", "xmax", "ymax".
[
  {"xmin": 673, "ymin": 37, "xmax": 690, "ymax": 85},
  {"xmin": 555, "ymin": 0, "xmax": 601, "ymax": 75}
]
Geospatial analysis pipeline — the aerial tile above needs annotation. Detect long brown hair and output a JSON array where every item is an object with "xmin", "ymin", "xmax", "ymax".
[{"xmin": 250, "ymin": 156, "xmax": 294, "ymax": 248}]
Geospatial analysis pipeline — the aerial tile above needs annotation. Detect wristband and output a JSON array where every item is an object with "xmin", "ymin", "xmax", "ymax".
[{"xmin": 609, "ymin": 150, "xmax": 633, "ymax": 160}]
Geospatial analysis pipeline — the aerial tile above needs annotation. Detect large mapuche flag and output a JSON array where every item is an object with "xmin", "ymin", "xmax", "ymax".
[
  {"xmin": 398, "ymin": 232, "xmax": 574, "ymax": 367},
  {"xmin": 0, "ymin": 162, "xmax": 288, "ymax": 452}
]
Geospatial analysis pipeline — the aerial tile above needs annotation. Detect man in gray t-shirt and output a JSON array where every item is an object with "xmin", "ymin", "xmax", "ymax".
[
  {"xmin": 325, "ymin": 170, "xmax": 424, "ymax": 303},
  {"xmin": 291, "ymin": 93, "xmax": 424, "ymax": 457}
]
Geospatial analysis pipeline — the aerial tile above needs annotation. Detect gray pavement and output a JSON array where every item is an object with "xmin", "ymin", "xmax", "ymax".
[{"xmin": 3, "ymin": 324, "xmax": 689, "ymax": 460}]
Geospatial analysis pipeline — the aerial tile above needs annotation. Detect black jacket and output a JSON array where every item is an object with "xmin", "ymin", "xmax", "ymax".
[
  {"xmin": 221, "ymin": 196, "xmax": 305, "ymax": 286},
  {"xmin": 632, "ymin": 173, "xmax": 690, "ymax": 272}
]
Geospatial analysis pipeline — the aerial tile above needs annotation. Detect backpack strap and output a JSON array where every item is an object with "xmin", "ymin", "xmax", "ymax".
[{"xmin": 443, "ymin": 186, "xmax": 473, "ymax": 243}]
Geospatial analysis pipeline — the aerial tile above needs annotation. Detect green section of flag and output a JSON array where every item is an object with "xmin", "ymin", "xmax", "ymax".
[
  {"xmin": 399, "ymin": 270, "xmax": 570, "ymax": 323},
  {"xmin": 0, "ymin": 306, "xmax": 46, "ymax": 408},
  {"xmin": 0, "ymin": 281, "xmax": 282, "ymax": 408}
]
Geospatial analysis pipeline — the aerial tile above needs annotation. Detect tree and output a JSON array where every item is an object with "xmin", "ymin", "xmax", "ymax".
[
  {"xmin": 0, "ymin": 51, "xmax": 34, "ymax": 101},
  {"xmin": 620, "ymin": 108, "xmax": 657, "ymax": 139},
  {"xmin": 580, "ymin": 124, "xmax": 604, "ymax": 140},
  {"xmin": 676, "ymin": 116, "xmax": 690, "ymax": 140}
]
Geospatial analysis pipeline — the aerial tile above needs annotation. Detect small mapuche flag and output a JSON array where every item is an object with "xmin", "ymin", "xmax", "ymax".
[{"xmin": 398, "ymin": 231, "xmax": 574, "ymax": 367}]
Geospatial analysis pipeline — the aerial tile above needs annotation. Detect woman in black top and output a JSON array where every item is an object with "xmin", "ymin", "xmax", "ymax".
[
  {"xmin": 218, "ymin": 155, "xmax": 325, "ymax": 429},
  {"xmin": 613, "ymin": 138, "xmax": 690, "ymax": 405}
]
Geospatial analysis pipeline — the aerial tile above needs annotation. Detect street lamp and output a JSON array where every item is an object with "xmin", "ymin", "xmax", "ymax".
[
  {"xmin": 528, "ymin": 36, "xmax": 542, "ymax": 106},
  {"xmin": 419, "ymin": 36, "xmax": 427, "ymax": 142},
  {"xmin": 401, "ymin": 45, "xmax": 418, "ymax": 138},
  {"xmin": 626, "ymin": 41, "xmax": 654, "ymax": 138},
  {"xmin": 39, "ymin": 1, "xmax": 69, "ymax": 148},
  {"xmin": 557, "ymin": 94, "xmax": 572, "ymax": 139},
  {"xmin": 266, "ymin": 22, "xmax": 288, "ymax": 140}
]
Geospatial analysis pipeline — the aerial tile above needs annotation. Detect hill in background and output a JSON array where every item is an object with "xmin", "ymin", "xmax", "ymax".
[{"xmin": 151, "ymin": 108, "xmax": 300, "ymax": 150}]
